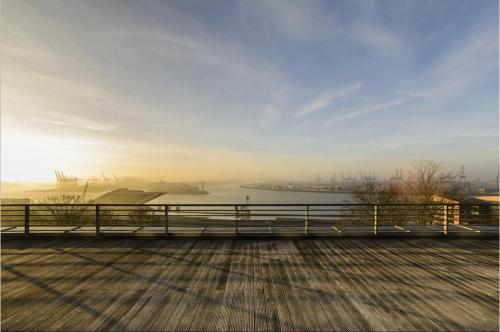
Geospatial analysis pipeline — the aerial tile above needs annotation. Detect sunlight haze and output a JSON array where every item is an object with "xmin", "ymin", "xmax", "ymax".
[{"xmin": 2, "ymin": 0, "xmax": 498, "ymax": 182}]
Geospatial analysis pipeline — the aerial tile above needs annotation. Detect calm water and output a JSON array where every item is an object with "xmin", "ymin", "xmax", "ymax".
[
  {"xmin": 3, "ymin": 183, "xmax": 354, "ymax": 204},
  {"xmin": 150, "ymin": 184, "xmax": 354, "ymax": 205}
]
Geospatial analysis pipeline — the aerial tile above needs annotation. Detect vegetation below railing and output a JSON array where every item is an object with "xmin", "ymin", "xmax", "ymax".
[{"xmin": 1, "ymin": 203, "xmax": 498, "ymax": 237}]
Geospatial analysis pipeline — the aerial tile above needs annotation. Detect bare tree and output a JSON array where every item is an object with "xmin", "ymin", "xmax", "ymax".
[
  {"xmin": 353, "ymin": 177, "xmax": 406, "ymax": 205},
  {"xmin": 129, "ymin": 205, "xmax": 162, "ymax": 225},
  {"xmin": 39, "ymin": 193, "xmax": 91, "ymax": 225},
  {"xmin": 350, "ymin": 177, "xmax": 408, "ymax": 226},
  {"xmin": 405, "ymin": 160, "xmax": 463, "ymax": 203},
  {"xmin": 404, "ymin": 160, "xmax": 464, "ymax": 225},
  {"xmin": 350, "ymin": 160, "xmax": 464, "ymax": 225},
  {"xmin": 99, "ymin": 208, "xmax": 117, "ymax": 225}
]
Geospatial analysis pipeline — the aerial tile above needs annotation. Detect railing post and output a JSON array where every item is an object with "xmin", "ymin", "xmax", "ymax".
[
  {"xmin": 443, "ymin": 204, "xmax": 448, "ymax": 236},
  {"xmin": 95, "ymin": 205, "xmax": 100, "ymax": 235},
  {"xmin": 373, "ymin": 205, "xmax": 378, "ymax": 235},
  {"xmin": 305, "ymin": 205, "xmax": 309, "ymax": 235},
  {"xmin": 235, "ymin": 205, "xmax": 239, "ymax": 235},
  {"xmin": 165, "ymin": 205, "xmax": 169, "ymax": 236},
  {"xmin": 24, "ymin": 205, "xmax": 30, "ymax": 235}
]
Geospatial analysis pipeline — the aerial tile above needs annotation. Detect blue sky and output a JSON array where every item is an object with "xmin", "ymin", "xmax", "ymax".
[{"xmin": 2, "ymin": 0, "xmax": 498, "ymax": 181}]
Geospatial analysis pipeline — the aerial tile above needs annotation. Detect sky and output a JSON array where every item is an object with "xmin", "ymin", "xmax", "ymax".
[{"xmin": 1, "ymin": 0, "xmax": 499, "ymax": 182}]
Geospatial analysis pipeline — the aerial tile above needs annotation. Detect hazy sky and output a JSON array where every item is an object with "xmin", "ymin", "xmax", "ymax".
[{"xmin": 2, "ymin": 0, "xmax": 498, "ymax": 182}]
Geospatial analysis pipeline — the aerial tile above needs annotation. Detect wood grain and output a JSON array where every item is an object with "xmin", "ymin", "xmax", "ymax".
[{"xmin": 2, "ymin": 238, "xmax": 498, "ymax": 331}]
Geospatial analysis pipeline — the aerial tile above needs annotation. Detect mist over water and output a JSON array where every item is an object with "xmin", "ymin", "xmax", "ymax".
[
  {"xmin": 1, "ymin": 183, "xmax": 354, "ymax": 204},
  {"xmin": 150, "ymin": 184, "xmax": 354, "ymax": 205}
]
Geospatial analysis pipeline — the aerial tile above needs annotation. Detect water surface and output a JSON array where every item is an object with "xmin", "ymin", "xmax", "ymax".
[{"xmin": 150, "ymin": 184, "xmax": 354, "ymax": 205}]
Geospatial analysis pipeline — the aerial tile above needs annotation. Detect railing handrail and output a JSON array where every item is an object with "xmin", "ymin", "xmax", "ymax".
[
  {"xmin": 1, "ymin": 203, "xmax": 498, "ymax": 207},
  {"xmin": 2, "ymin": 201, "xmax": 497, "ymax": 237}
]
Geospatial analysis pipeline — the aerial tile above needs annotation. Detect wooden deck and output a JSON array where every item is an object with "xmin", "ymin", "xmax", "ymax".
[{"xmin": 2, "ymin": 238, "xmax": 498, "ymax": 331}]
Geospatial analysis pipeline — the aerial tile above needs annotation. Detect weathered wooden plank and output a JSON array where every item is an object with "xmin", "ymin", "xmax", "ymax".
[
  {"xmin": 105, "ymin": 240, "xmax": 187, "ymax": 331},
  {"xmin": 295, "ymin": 240, "xmax": 374, "ymax": 331},
  {"xmin": 150, "ymin": 241, "xmax": 208, "ymax": 332},
  {"xmin": 263, "ymin": 242, "xmax": 296, "ymax": 331},
  {"xmin": 51, "ymin": 239, "xmax": 157, "ymax": 331},
  {"xmin": 2, "ymin": 239, "xmax": 147, "ymax": 330},
  {"xmin": 1, "ymin": 238, "xmax": 498, "ymax": 332},
  {"xmin": 284, "ymin": 241, "xmax": 333, "ymax": 332},
  {"xmin": 95, "ymin": 241, "xmax": 186, "ymax": 331}
]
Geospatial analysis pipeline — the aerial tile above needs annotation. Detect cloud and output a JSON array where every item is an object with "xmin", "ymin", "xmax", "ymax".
[
  {"xmin": 31, "ymin": 118, "xmax": 69, "ymax": 127},
  {"xmin": 325, "ymin": 98, "xmax": 412, "ymax": 125},
  {"xmin": 259, "ymin": 105, "xmax": 281, "ymax": 129},
  {"xmin": 238, "ymin": 0, "xmax": 327, "ymax": 40},
  {"xmin": 402, "ymin": 19, "xmax": 498, "ymax": 100},
  {"xmin": 103, "ymin": 29, "xmax": 199, "ymax": 49},
  {"xmin": 2, "ymin": 0, "xmax": 497, "ymax": 180},
  {"xmin": 352, "ymin": 22, "xmax": 404, "ymax": 54},
  {"xmin": 30, "ymin": 117, "xmax": 122, "ymax": 134},
  {"xmin": 239, "ymin": 0, "xmax": 406, "ymax": 56},
  {"xmin": 432, "ymin": 23, "xmax": 498, "ymax": 92},
  {"xmin": 294, "ymin": 83, "xmax": 361, "ymax": 118}
]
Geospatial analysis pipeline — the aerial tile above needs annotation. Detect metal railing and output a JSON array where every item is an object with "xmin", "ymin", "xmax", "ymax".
[{"xmin": 1, "ymin": 203, "xmax": 498, "ymax": 236}]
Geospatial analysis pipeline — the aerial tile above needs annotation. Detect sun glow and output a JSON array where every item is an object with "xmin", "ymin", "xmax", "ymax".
[{"xmin": 1, "ymin": 129, "xmax": 95, "ymax": 182}]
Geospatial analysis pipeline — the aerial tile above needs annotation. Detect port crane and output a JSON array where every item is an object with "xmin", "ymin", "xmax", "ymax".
[{"xmin": 54, "ymin": 170, "xmax": 100, "ymax": 186}]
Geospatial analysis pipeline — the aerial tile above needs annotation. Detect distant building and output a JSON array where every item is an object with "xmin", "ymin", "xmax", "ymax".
[
  {"xmin": 473, "ymin": 196, "xmax": 499, "ymax": 203},
  {"xmin": 90, "ymin": 188, "xmax": 165, "ymax": 204},
  {"xmin": 457, "ymin": 196, "xmax": 499, "ymax": 225},
  {"xmin": 389, "ymin": 169, "xmax": 403, "ymax": 185}
]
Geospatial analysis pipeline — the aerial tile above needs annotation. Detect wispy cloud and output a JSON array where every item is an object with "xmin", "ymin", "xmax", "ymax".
[
  {"xmin": 325, "ymin": 98, "xmax": 412, "ymax": 126},
  {"xmin": 30, "ymin": 117, "xmax": 122, "ymax": 133},
  {"xmin": 398, "ymin": 18, "xmax": 498, "ymax": 101},
  {"xmin": 103, "ymin": 30, "xmax": 199, "ymax": 49},
  {"xmin": 238, "ymin": 0, "xmax": 328, "ymax": 40},
  {"xmin": 259, "ymin": 105, "xmax": 281, "ymax": 129},
  {"xmin": 294, "ymin": 83, "xmax": 361, "ymax": 118},
  {"xmin": 2, "ymin": 0, "xmax": 497, "ymax": 180},
  {"xmin": 239, "ymin": 0, "xmax": 406, "ymax": 55},
  {"xmin": 31, "ymin": 118, "xmax": 69, "ymax": 127},
  {"xmin": 352, "ymin": 22, "xmax": 404, "ymax": 54}
]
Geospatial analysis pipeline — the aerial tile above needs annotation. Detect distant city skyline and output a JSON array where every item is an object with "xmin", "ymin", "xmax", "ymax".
[
  {"xmin": 2, "ymin": 0, "xmax": 498, "ymax": 182},
  {"xmin": 2, "ymin": 164, "xmax": 497, "ymax": 186}
]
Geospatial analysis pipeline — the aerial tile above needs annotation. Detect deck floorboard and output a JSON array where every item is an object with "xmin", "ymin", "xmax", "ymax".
[{"xmin": 2, "ymin": 238, "xmax": 498, "ymax": 331}]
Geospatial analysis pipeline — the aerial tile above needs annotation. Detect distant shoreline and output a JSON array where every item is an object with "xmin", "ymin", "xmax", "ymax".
[
  {"xmin": 240, "ymin": 184, "xmax": 353, "ymax": 194},
  {"xmin": 26, "ymin": 187, "xmax": 209, "ymax": 195}
]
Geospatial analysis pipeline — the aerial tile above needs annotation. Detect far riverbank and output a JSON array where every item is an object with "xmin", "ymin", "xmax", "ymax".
[{"xmin": 240, "ymin": 183, "xmax": 353, "ymax": 194}]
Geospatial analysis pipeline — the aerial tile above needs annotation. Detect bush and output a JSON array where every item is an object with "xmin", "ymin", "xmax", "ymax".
[
  {"xmin": 128, "ymin": 206, "xmax": 163, "ymax": 225},
  {"xmin": 38, "ymin": 194, "xmax": 91, "ymax": 226}
]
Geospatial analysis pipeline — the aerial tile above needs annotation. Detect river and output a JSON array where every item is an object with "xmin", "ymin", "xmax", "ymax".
[
  {"xmin": 150, "ymin": 184, "xmax": 354, "ymax": 205},
  {"xmin": 2, "ymin": 183, "xmax": 355, "ymax": 204}
]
